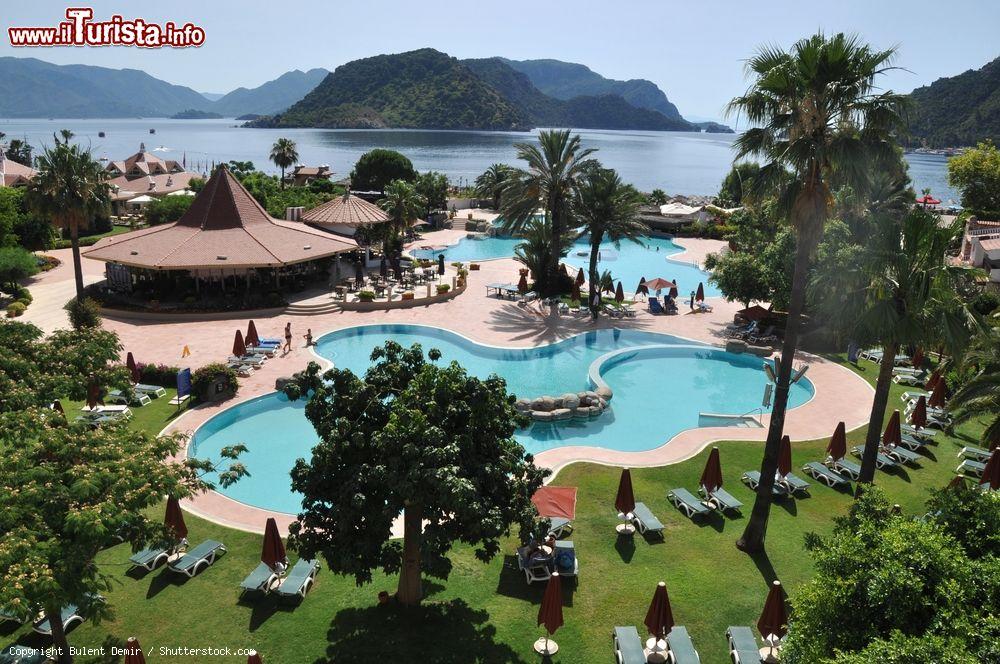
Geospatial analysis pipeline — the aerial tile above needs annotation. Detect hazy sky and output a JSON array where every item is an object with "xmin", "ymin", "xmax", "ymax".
[{"xmin": 2, "ymin": 0, "xmax": 998, "ymax": 122}]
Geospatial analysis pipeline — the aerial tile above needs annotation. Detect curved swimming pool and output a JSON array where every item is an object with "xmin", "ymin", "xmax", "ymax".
[
  {"xmin": 412, "ymin": 235, "xmax": 721, "ymax": 298},
  {"xmin": 190, "ymin": 325, "xmax": 812, "ymax": 514}
]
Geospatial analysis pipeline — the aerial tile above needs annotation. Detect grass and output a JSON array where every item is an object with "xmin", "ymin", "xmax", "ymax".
[{"xmin": 1, "ymin": 359, "xmax": 982, "ymax": 663}]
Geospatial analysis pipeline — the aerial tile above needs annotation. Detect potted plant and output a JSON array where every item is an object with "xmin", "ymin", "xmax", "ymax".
[
  {"xmin": 401, "ymin": 291, "xmax": 414, "ymax": 301},
  {"xmin": 436, "ymin": 284, "xmax": 450, "ymax": 295},
  {"xmin": 358, "ymin": 290, "xmax": 376, "ymax": 302}
]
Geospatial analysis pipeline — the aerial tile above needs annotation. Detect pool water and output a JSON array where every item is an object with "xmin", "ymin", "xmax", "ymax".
[
  {"xmin": 411, "ymin": 235, "xmax": 721, "ymax": 298},
  {"xmin": 190, "ymin": 325, "xmax": 813, "ymax": 514}
]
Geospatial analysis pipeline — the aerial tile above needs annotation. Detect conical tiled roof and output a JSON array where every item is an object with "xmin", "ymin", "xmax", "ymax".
[
  {"xmin": 301, "ymin": 192, "xmax": 390, "ymax": 228},
  {"xmin": 84, "ymin": 166, "xmax": 356, "ymax": 270}
]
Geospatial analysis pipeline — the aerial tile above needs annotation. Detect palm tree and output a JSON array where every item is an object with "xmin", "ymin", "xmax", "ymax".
[
  {"xmin": 27, "ymin": 133, "xmax": 110, "ymax": 300},
  {"xmin": 379, "ymin": 179, "xmax": 426, "ymax": 258},
  {"xmin": 513, "ymin": 217, "xmax": 573, "ymax": 287},
  {"xmin": 269, "ymin": 138, "xmax": 298, "ymax": 189},
  {"xmin": 474, "ymin": 163, "xmax": 511, "ymax": 210},
  {"xmin": 950, "ymin": 326, "xmax": 1000, "ymax": 447},
  {"xmin": 726, "ymin": 33, "xmax": 907, "ymax": 552},
  {"xmin": 572, "ymin": 167, "xmax": 647, "ymax": 318},
  {"xmin": 499, "ymin": 130, "xmax": 596, "ymax": 296}
]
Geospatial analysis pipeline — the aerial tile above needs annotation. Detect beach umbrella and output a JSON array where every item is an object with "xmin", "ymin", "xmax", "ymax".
[
  {"xmin": 983, "ymin": 449, "xmax": 1000, "ymax": 490},
  {"xmin": 669, "ymin": 279, "xmax": 679, "ymax": 298},
  {"xmin": 910, "ymin": 396, "xmax": 928, "ymax": 428},
  {"xmin": 916, "ymin": 194, "xmax": 941, "ymax": 206},
  {"xmin": 695, "ymin": 282, "xmax": 705, "ymax": 302},
  {"xmin": 575, "ymin": 268, "xmax": 586, "ymax": 286},
  {"xmin": 233, "ymin": 330, "xmax": 246, "ymax": 358},
  {"xmin": 560, "ymin": 263, "xmax": 569, "ymax": 277},
  {"xmin": 52, "ymin": 399, "xmax": 65, "ymax": 415},
  {"xmin": 700, "ymin": 447, "xmax": 724, "ymax": 494},
  {"xmin": 86, "ymin": 375, "xmax": 101, "ymax": 409},
  {"xmin": 517, "ymin": 273, "xmax": 529, "ymax": 295},
  {"xmin": 777, "ymin": 436, "xmax": 793, "ymax": 478},
  {"xmin": 644, "ymin": 277, "xmax": 673, "ymax": 292},
  {"xmin": 437, "ymin": 254, "xmax": 445, "ymax": 276},
  {"xmin": 126, "ymin": 352, "xmax": 141, "ymax": 383},
  {"xmin": 911, "ymin": 347, "xmax": 924, "ymax": 368},
  {"xmin": 123, "ymin": 637, "xmax": 145, "ymax": 664},
  {"xmin": 636, "ymin": 277, "xmax": 649, "ymax": 298},
  {"xmin": 572, "ymin": 280, "xmax": 582, "ymax": 302},
  {"xmin": 644, "ymin": 581, "xmax": 675, "ymax": 641},
  {"xmin": 615, "ymin": 468, "xmax": 636, "ymax": 516},
  {"xmin": 737, "ymin": 305, "xmax": 770, "ymax": 322},
  {"xmin": 247, "ymin": 652, "xmax": 263, "ymax": 664},
  {"xmin": 246, "ymin": 320, "xmax": 260, "ymax": 348},
  {"xmin": 928, "ymin": 378, "xmax": 947, "ymax": 408},
  {"xmin": 882, "ymin": 410, "xmax": 902, "ymax": 448},
  {"xmin": 354, "ymin": 259, "xmax": 364, "ymax": 282},
  {"xmin": 165, "ymin": 496, "xmax": 188, "ymax": 540},
  {"xmin": 531, "ymin": 486, "xmax": 577, "ymax": 521},
  {"xmin": 261, "ymin": 517, "xmax": 287, "ymax": 571},
  {"xmin": 925, "ymin": 369, "xmax": 941, "ymax": 391},
  {"xmin": 827, "ymin": 422, "xmax": 847, "ymax": 461},
  {"xmin": 615, "ymin": 281, "xmax": 625, "ymax": 303},
  {"xmin": 379, "ymin": 256, "xmax": 388, "ymax": 278},
  {"xmin": 757, "ymin": 580, "xmax": 788, "ymax": 642},
  {"xmin": 535, "ymin": 572, "xmax": 563, "ymax": 655}
]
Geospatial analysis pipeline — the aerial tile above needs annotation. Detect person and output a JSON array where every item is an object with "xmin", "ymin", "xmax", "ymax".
[
  {"xmin": 304, "ymin": 329, "xmax": 314, "ymax": 347},
  {"xmin": 283, "ymin": 322, "xmax": 292, "ymax": 352},
  {"xmin": 689, "ymin": 291, "xmax": 696, "ymax": 311}
]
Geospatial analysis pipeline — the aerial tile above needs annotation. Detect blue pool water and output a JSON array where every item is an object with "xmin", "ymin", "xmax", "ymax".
[
  {"xmin": 411, "ymin": 235, "xmax": 721, "ymax": 298},
  {"xmin": 190, "ymin": 325, "xmax": 813, "ymax": 514}
]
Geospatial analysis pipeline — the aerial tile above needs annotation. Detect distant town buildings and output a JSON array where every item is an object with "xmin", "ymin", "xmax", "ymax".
[{"xmin": 105, "ymin": 144, "xmax": 199, "ymax": 213}]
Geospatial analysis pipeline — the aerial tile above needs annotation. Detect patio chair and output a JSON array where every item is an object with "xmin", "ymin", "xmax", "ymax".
[
  {"xmin": 959, "ymin": 445, "xmax": 993, "ymax": 462},
  {"xmin": 802, "ymin": 461, "xmax": 850, "ymax": 488},
  {"xmin": 727, "ymin": 626, "xmax": 761, "ymax": 664},
  {"xmin": 227, "ymin": 362, "xmax": 254, "ymax": 377},
  {"xmin": 612, "ymin": 626, "xmax": 647, "ymax": 664},
  {"xmin": 779, "ymin": 472, "xmax": 811, "ymax": 496},
  {"xmin": 701, "ymin": 486, "xmax": 743, "ymax": 515},
  {"xmin": 648, "ymin": 298, "xmax": 664, "ymax": 315},
  {"xmin": 135, "ymin": 383, "xmax": 166, "ymax": 398},
  {"xmin": 630, "ymin": 502, "xmax": 665, "ymax": 536},
  {"xmin": 829, "ymin": 457, "xmax": 862, "ymax": 480},
  {"xmin": 957, "ymin": 459, "xmax": 986, "ymax": 477},
  {"xmin": 239, "ymin": 562, "xmax": 280, "ymax": 597},
  {"xmin": 275, "ymin": 559, "xmax": 320, "ymax": 599},
  {"xmin": 128, "ymin": 540, "xmax": 183, "ymax": 572},
  {"xmin": 32, "ymin": 595, "xmax": 101, "ymax": 636},
  {"xmin": 546, "ymin": 516, "xmax": 573, "ymax": 539},
  {"xmin": 667, "ymin": 626, "xmax": 701, "ymax": 664},
  {"xmin": 741, "ymin": 471, "xmax": 788, "ymax": 497},
  {"xmin": 901, "ymin": 423, "xmax": 937, "ymax": 440},
  {"xmin": 552, "ymin": 541, "xmax": 578, "ymax": 578},
  {"xmin": 516, "ymin": 545, "xmax": 552, "ymax": 584},
  {"xmin": 167, "ymin": 540, "xmax": 227, "ymax": 578},
  {"xmin": 900, "ymin": 390, "xmax": 929, "ymax": 402},
  {"xmin": 668, "ymin": 488, "xmax": 711, "ymax": 519},
  {"xmin": 898, "ymin": 434, "xmax": 931, "ymax": 451},
  {"xmin": 882, "ymin": 445, "xmax": 921, "ymax": 466},
  {"xmin": 107, "ymin": 389, "xmax": 150, "ymax": 407},
  {"xmin": 850, "ymin": 446, "xmax": 899, "ymax": 470}
]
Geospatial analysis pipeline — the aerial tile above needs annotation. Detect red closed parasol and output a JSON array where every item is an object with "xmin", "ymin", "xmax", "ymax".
[
  {"xmin": 928, "ymin": 378, "xmax": 947, "ymax": 408},
  {"xmin": 925, "ymin": 369, "xmax": 941, "ymax": 391},
  {"xmin": 669, "ymin": 279, "xmax": 679, "ymax": 299},
  {"xmin": 882, "ymin": 410, "xmax": 902, "ymax": 448},
  {"xmin": 86, "ymin": 375, "xmax": 101, "ymax": 409},
  {"xmin": 126, "ymin": 352, "xmax": 141, "ymax": 384},
  {"xmin": 910, "ymin": 396, "xmax": 928, "ymax": 428},
  {"xmin": 517, "ymin": 273, "xmax": 529, "ymax": 295},
  {"xmin": 777, "ymin": 436, "xmax": 793, "ymax": 478},
  {"xmin": 757, "ymin": 580, "xmax": 788, "ymax": 641},
  {"xmin": 644, "ymin": 581, "xmax": 675, "ymax": 641},
  {"xmin": 534, "ymin": 573, "xmax": 563, "ymax": 655},
  {"xmin": 615, "ymin": 468, "xmax": 636, "ymax": 515},
  {"xmin": 700, "ymin": 447, "xmax": 724, "ymax": 494},
  {"xmin": 911, "ymin": 347, "xmax": 924, "ymax": 368},
  {"xmin": 246, "ymin": 320, "xmax": 261, "ymax": 348},
  {"xmin": 827, "ymin": 422, "xmax": 847, "ymax": 461},
  {"xmin": 695, "ymin": 282, "xmax": 705, "ymax": 302},
  {"xmin": 983, "ymin": 449, "xmax": 999, "ymax": 491},
  {"xmin": 636, "ymin": 277, "xmax": 649, "ymax": 297},
  {"xmin": 572, "ymin": 280, "xmax": 582, "ymax": 302},
  {"xmin": 247, "ymin": 652, "xmax": 263, "ymax": 664},
  {"xmin": 165, "ymin": 495, "xmax": 188, "ymax": 540},
  {"xmin": 615, "ymin": 281, "xmax": 625, "ymax": 303},
  {"xmin": 123, "ymin": 637, "xmax": 145, "ymax": 664},
  {"xmin": 233, "ymin": 330, "xmax": 246, "ymax": 358},
  {"xmin": 575, "ymin": 268, "xmax": 585, "ymax": 286},
  {"xmin": 261, "ymin": 517, "xmax": 287, "ymax": 571}
]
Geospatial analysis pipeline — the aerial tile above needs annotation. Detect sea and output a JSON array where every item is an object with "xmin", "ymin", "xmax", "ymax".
[{"xmin": 0, "ymin": 118, "xmax": 958, "ymax": 202}]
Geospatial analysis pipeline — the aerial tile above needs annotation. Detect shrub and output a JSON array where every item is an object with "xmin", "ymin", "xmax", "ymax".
[
  {"xmin": 0, "ymin": 246, "xmax": 40, "ymax": 291},
  {"xmin": 145, "ymin": 196, "xmax": 194, "ymax": 226},
  {"xmin": 6, "ymin": 302, "xmax": 26, "ymax": 317},
  {"xmin": 64, "ymin": 297, "xmax": 102, "ymax": 329},
  {"xmin": 137, "ymin": 362, "xmax": 180, "ymax": 387},
  {"xmin": 191, "ymin": 363, "xmax": 239, "ymax": 401},
  {"xmin": 436, "ymin": 284, "xmax": 450, "ymax": 294},
  {"xmin": 358, "ymin": 290, "xmax": 376, "ymax": 302},
  {"xmin": 264, "ymin": 291, "xmax": 283, "ymax": 307}
]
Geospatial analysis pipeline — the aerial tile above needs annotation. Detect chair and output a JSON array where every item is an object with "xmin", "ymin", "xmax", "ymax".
[
  {"xmin": 630, "ymin": 502, "xmax": 665, "ymax": 536},
  {"xmin": 239, "ymin": 562, "xmax": 280, "ymax": 597},
  {"xmin": 960, "ymin": 445, "xmax": 994, "ymax": 462},
  {"xmin": 167, "ymin": 540, "xmax": 227, "ymax": 578},
  {"xmin": 957, "ymin": 459, "xmax": 987, "ymax": 477},
  {"xmin": 516, "ymin": 545, "xmax": 552, "ymax": 584},
  {"xmin": 702, "ymin": 486, "xmax": 743, "ymax": 514},
  {"xmin": 552, "ymin": 541, "xmax": 578, "ymax": 578},
  {"xmin": 830, "ymin": 457, "xmax": 862, "ymax": 480},
  {"xmin": 850, "ymin": 446, "xmax": 899, "ymax": 470},
  {"xmin": 802, "ymin": 461, "xmax": 850, "ymax": 488},
  {"xmin": 135, "ymin": 383, "xmax": 166, "ymax": 398},
  {"xmin": 900, "ymin": 390, "xmax": 929, "ymax": 402},
  {"xmin": 275, "ymin": 559, "xmax": 320, "ymax": 600},
  {"xmin": 727, "ymin": 626, "xmax": 761, "ymax": 664},
  {"xmin": 778, "ymin": 472, "xmax": 811, "ymax": 496},
  {"xmin": 882, "ymin": 445, "xmax": 921, "ymax": 466},
  {"xmin": 107, "ymin": 389, "xmax": 150, "ymax": 407},
  {"xmin": 128, "ymin": 543, "xmax": 179, "ymax": 572},
  {"xmin": 667, "ymin": 626, "xmax": 701, "ymax": 664},
  {"xmin": 741, "ymin": 471, "xmax": 788, "ymax": 497},
  {"xmin": 546, "ymin": 516, "xmax": 573, "ymax": 539},
  {"xmin": 648, "ymin": 298, "xmax": 664, "ymax": 314},
  {"xmin": 32, "ymin": 595, "xmax": 101, "ymax": 636},
  {"xmin": 668, "ymin": 488, "xmax": 712, "ymax": 519},
  {"xmin": 901, "ymin": 423, "xmax": 937, "ymax": 440},
  {"xmin": 612, "ymin": 626, "xmax": 647, "ymax": 664},
  {"xmin": 898, "ymin": 434, "xmax": 930, "ymax": 451}
]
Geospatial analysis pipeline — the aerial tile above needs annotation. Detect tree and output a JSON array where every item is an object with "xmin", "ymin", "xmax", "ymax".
[
  {"xmin": 414, "ymin": 171, "xmax": 448, "ymax": 215},
  {"xmin": 499, "ymin": 130, "xmax": 597, "ymax": 296},
  {"xmin": 950, "ymin": 325, "xmax": 1000, "ymax": 447},
  {"xmin": 0, "ymin": 246, "xmax": 39, "ymax": 293},
  {"xmin": 474, "ymin": 163, "xmax": 512, "ymax": 209},
  {"xmin": 947, "ymin": 141, "xmax": 1000, "ymax": 214},
  {"xmin": 572, "ymin": 166, "xmax": 647, "ymax": 317},
  {"xmin": 350, "ymin": 149, "xmax": 417, "ymax": 192},
  {"xmin": 269, "ymin": 138, "xmax": 299, "ymax": 189},
  {"xmin": 718, "ymin": 162, "xmax": 761, "ymax": 206},
  {"xmin": 706, "ymin": 251, "xmax": 771, "ymax": 309},
  {"xmin": 823, "ymin": 211, "xmax": 980, "ymax": 484},
  {"xmin": 726, "ymin": 33, "xmax": 906, "ymax": 552},
  {"xmin": 5, "ymin": 138, "xmax": 33, "ymax": 166},
  {"xmin": 27, "ymin": 133, "xmax": 110, "ymax": 300},
  {"xmin": 378, "ymin": 179, "xmax": 426, "ymax": 258},
  {"xmin": 282, "ymin": 342, "xmax": 547, "ymax": 605},
  {"xmin": 513, "ymin": 217, "xmax": 572, "ymax": 290},
  {"xmin": 226, "ymin": 160, "xmax": 256, "ymax": 178},
  {"xmin": 145, "ymin": 195, "xmax": 194, "ymax": 226},
  {"xmin": 648, "ymin": 188, "xmax": 668, "ymax": 206}
]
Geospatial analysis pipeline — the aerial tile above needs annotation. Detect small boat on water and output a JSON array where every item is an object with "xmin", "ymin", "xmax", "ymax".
[
  {"xmin": 149, "ymin": 128, "xmax": 156, "ymax": 134},
  {"xmin": 98, "ymin": 131, "xmax": 105, "ymax": 138}
]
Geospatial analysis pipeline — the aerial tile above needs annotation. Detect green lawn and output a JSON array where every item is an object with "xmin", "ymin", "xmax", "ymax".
[{"xmin": 2, "ymin": 360, "xmax": 981, "ymax": 663}]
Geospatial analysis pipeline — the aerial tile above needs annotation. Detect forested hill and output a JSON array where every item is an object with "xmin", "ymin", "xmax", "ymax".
[{"xmin": 907, "ymin": 56, "xmax": 1000, "ymax": 147}]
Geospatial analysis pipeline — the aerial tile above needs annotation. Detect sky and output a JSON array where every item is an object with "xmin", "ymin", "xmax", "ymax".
[{"xmin": 2, "ymin": 0, "xmax": 998, "ymax": 123}]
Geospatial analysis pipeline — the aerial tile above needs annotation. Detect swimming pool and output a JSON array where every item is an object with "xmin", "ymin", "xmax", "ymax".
[
  {"xmin": 411, "ymin": 234, "xmax": 721, "ymax": 298},
  {"xmin": 190, "ymin": 325, "xmax": 813, "ymax": 514}
]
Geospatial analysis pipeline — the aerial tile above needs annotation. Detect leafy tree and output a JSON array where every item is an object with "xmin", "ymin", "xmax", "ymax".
[
  {"xmin": 831, "ymin": 633, "xmax": 979, "ymax": 664},
  {"xmin": 282, "ymin": 342, "xmax": 547, "ymax": 605},
  {"xmin": 513, "ymin": 217, "xmax": 573, "ymax": 291},
  {"xmin": 947, "ymin": 141, "xmax": 1000, "ymax": 214},
  {"xmin": 572, "ymin": 166, "xmax": 647, "ymax": 317},
  {"xmin": 0, "ymin": 246, "xmax": 39, "ymax": 292},
  {"xmin": 379, "ymin": 179, "xmax": 426, "ymax": 258},
  {"xmin": 0, "ymin": 186, "xmax": 23, "ymax": 245},
  {"xmin": 414, "ymin": 171, "xmax": 448, "ymax": 215},
  {"xmin": 706, "ymin": 251, "xmax": 771, "ymax": 309},
  {"xmin": 725, "ymin": 33, "xmax": 906, "ymax": 552},
  {"xmin": 474, "ymin": 163, "xmax": 512, "ymax": 209},
  {"xmin": 64, "ymin": 297, "xmax": 102, "ymax": 330},
  {"xmin": 27, "ymin": 133, "xmax": 110, "ymax": 300},
  {"xmin": 187, "ymin": 177, "xmax": 206, "ymax": 193},
  {"xmin": 145, "ymin": 195, "xmax": 194, "ymax": 226},
  {"xmin": 350, "ymin": 149, "xmax": 417, "ymax": 192},
  {"xmin": 648, "ymin": 188, "xmax": 668, "ymax": 206},
  {"xmin": 269, "ymin": 138, "xmax": 299, "ymax": 189},
  {"xmin": 226, "ymin": 160, "xmax": 256, "ymax": 178},
  {"xmin": 4, "ymin": 138, "xmax": 33, "ymax": 166},
  {"xmin": 500, "ymin": 130, "xmax": 597, "ymax": 296},
  {"xmin": 950, "ymin": 325, "xmax": 1000, "ymax": 446},
  {"xmin": 718, "ymin": 162, "xmax": 761, "ymax": 206}
]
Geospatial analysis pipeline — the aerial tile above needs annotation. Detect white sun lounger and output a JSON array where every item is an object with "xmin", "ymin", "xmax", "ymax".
[{"xmin": 959, "ymin": 445, "xmax": 994, "ymax": 462}]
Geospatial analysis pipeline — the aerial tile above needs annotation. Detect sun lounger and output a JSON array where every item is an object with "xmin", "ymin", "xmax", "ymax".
[
  {"xmin": 959, "ymin": 445, "xmax": 993, "ymax": 462},
  {"xmin": 168, "ymin": 540, "xmax": 226, "ymax": 578},
  {"xmin": 32, "ymin": 595, "xmax": 101, "ymax": 635},
  {"xmin": 107, "ymin": 389, "xmax": 150, "ymax": 407},
  {"xmin": 957, "ymin": 459, "xmax": 986, "ymax": 477},
  {"xmin": 246, "ymin": 345, "xmax": 276, "ymax": 357},
  {"xmin": 516, "ymin": 545, "xmax": 552, "ymax": 584},
  {"xmin": 830, "ymin": 457, "xmax": 862, "ymax": 480},
  {"xmin": 227, "ymin": 362, "xmax": 254, "ymax": 377},
  {"xmin": 898, "ymin": 434, "xmax": 930, "ymax": 451},
  {"xmin": 893, "ymin": 373, "xmax": 926, "ymax": 386},
  {"xmin": 129, "ymin": 546, "xmax": 173, "ymax": 571},
  {"xmin": 703, "ymin": 486, "xmax": 743, "ymax": 514},
  {"xmin": 630, "ymin": 502, "xmax": 665, "ymax": 536},
  {"xmin": 893, "ymin": 366, "xmax": 924, "ymax": 376},
  {"xmin": 741, "ymin": 471, "xmax": 788, "ymax": 497},
  {"xmin": 882, "ymin": 445, "xmax": 921, "ymax": 465},
  {"xmin": 901, "ymin": 423, "xmax": 937, "ymax": 440},
  {"xmin": 667, "ymin": 626, "xmax": 700, "ymax": 664},
  {"xmin": 668, "ymin": 488, "xmax": 711, "ymax": 519},
  {"xmin": 802, "ymin": 461, "xmax": 850, "ymax": 488},
  {"xmin": 648, "ymin": 298, "xmax": 664, "ymax": 314},
  {"xmin": 135, "ymin": 383, "xmax": 166, "ymax": 397},
  {"xmin": 613, "ymin": 626, "xmax": 647, "ymax": 664},
  {"xmin": 851, "ymin": 446, "xmax": 899, "ymax": 470},
  {"xmin": 727, "ymin": 626, "xmax": 761, "ymax": 664},
  {"xmin": 779, "ymin": 472, "xmax": 811, "ymax": 496},
  {"xmin": 547, "ymin": 516, "xmax": 573, "ymax": 539},
  {"xmin": 228, "ymin": 355, "xmax": 265, "ymax": 368},
  {"xmin": 240, "ymin": 562, "xmax": 279, "ymax": 596},
  {"xmin": 275, "ymin": 559, "xmax": 320, "ymax": 599},
  {"xmin": 900, "ymin": 391, "xmax": 929, "ymax": 402}
]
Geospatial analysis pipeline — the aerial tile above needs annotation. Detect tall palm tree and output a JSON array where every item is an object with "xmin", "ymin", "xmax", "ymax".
[
  {"xmin": 27, "ymin": 133, "xmax": 109, "ymax": 300},
  {"xmin": 269, "ymin": 138, "xmax": 299, "ymax": 189},
  {"xmin": 513, "ymin": 217, "xmax": 573, "ymax": 287},
  {"xmin": 379, "ymin": 179, "xmax": 426, "ymax": 258},
  {"xmin": 474, "ymin": 163, "xmax": 511, "ymax": 210},
  {"xmin": 950, "ymin": 325, "xmax": 1000, "ymax": 447},
  {"xmin": 499, "ymin": 130, "xmax": 596, "ymax": 296},
  {"xmin": 726, "ymin": 33, "xmax": 907, "ymax": 552},
  {"xmin": 572, "ymin": 167, "xmax": 648, "ymax": 318}
]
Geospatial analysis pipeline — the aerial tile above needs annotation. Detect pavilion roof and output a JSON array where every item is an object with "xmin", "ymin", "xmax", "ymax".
[{"xmin": 301, "ymin": 192, "xmax": 390, "ymax": 228}]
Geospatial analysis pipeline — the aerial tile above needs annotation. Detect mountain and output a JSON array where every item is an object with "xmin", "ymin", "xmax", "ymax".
[
  {"xmin": 907, "ymin": 57, "xmax": 1000, "ymax": 147},
  {"xmin": 0, "ymin": 57, "xmax": 210, "ymax": 118},
  {"xmin": 212, "ymin": 68, "xmax": 329, "ymax": 117},
  {"xmin": 461, "ymin": 57, "xmax": 694, "ymax": 131},
  {"xmin": 258, "ymin": 49, "xmax": 529, "ymax": 130},
  {"xmin": 200, "ymin": 92, "xmax": 225, "ymax": 101}
]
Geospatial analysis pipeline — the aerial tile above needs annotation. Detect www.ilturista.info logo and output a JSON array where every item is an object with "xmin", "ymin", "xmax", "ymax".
[{"xmin": 7, "ymin": 7, "xmax": 205, "ymax": 48}]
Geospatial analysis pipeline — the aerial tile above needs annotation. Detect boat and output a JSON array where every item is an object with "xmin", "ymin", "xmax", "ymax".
[
  {"xmin": 149, "ymin": 128, "xmax": 156, "ymax": 134},
  {"xmin": 98, "ymin": 131, "xmax": 105, "ymax": 138}
]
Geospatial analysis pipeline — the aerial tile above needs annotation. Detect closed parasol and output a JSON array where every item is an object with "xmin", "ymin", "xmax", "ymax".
[
  {"xmin": 827, "ymin": 422, "xmax": 847, "ymax": 461},
  {"xmin": 246, "ymin": 320, "xmax": 261, "ymax": 348},
  {"xmin": 700, "ymin": 447, "xmax": 724, "ymax": 494},
  {"xmin": 233, "ymin": 330, "xmax": 246, "ymax": 358}
]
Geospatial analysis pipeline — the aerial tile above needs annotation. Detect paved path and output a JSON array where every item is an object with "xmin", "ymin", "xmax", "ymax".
[{"xmin": 20, "ymin": 249, "xmax": 105, "ymax": 334}]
